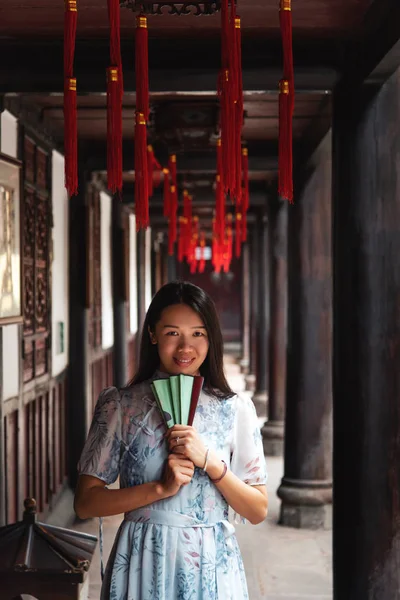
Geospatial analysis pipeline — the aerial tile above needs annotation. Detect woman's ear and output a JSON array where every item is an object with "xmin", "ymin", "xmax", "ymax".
[{"xmin": 148, "ymin": 326, "xmax": 157, "ymax": 345}]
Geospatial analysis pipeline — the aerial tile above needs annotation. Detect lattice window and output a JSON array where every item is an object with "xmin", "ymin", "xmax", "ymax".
[{"xmin": 22, "ymin": 137, "xmax": 51, "ymax": 382}]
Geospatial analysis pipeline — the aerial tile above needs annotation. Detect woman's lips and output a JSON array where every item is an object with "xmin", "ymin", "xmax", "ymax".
[{"xmin": 173, "ymin": 357, "xmax": 195, "ymax": 367}]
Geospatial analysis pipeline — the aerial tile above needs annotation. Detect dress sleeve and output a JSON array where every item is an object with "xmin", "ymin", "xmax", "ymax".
[
  {"xmin": 230, "ymin": 394, "xmax": 268, "ymax": 486},
  {"xmin": 77, "ymin": 386, "xmax": 122, "ymax": 485}
]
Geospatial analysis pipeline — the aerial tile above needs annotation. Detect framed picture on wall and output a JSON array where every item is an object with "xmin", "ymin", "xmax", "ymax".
[{"xmin": 0, "ymin": 153, "xmax": 23, "ymax": 325}]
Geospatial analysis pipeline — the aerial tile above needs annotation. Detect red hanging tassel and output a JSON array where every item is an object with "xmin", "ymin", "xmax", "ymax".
[
  {"xmin": 147, "ymin": 146, "xmax": 161, "ymax": 198},
  {"xmin": 183, "ymin": 191, "xmax": 191, "ymax": 260},
  {"xmin": 278, "ymin": 0, "xmax": 294, "ymax": 202},
  {"xmin": 189, "ymin": 217, "xmax": 199, "ymax": 273},
  {"xmin": 168, "ymin": 154, "xmax": 177, "ymax": 189},
  {"xmin": 235, "ymin": 211, "xmax": 242, "ymax": 258},
  {"xmin": 107, "ymin": 67, "xmax": 123, "ymax": 194},
  {"xmin": 199, "ymin": 231, "xmax": 206, "ymax": 273},
  {"xmin": 242, "ymin": 147, "xmax": 249, "ymax": 212},
  {"xmin": 223, "ymin": 214, "xmax": 233, "ymax": 273},
  {"xmin": 217, "ymin": 138, "xmax": 223, "ymax": 185},
  {"xmin": 215, "ymin": 139, "xmax": 225, "ymax": 244},
  {"xmin": 280, "ymin": 0, "xmax": 294, "ymax": 102},
  {"xmin": 64, "ymin": 0, "xmax": 78, "ymax": 197},
  {"xmin": 135, "ymin": 15, "xmax": 149, "ymax": 122},
  {"xmin": 135, "ymin": 112, "xmax": 149, "ymax": 230},
  {"xmin": 218, "ymin": 0, "xmax": 236, "ymax": 199},
  {"xmin": 212, "ymin": 219, "xmax": 222, "ymax": 274},
  {"xmin": 163, "ymin": 168, "xmax": 170, "ymax": 217},
  {"xmin": 135, "ymin": 15, "xmax": 150, "ymax": 229},
  {"xmin": 212, "ymin": 217, "xmax": 217, "ymax": 271},
  {"xmin": 178, "ymin": 216, "xmax": 185, "ymax": 263},
  {"xmin": 241, "ymin": 147, "xmax": 249, "ymax": 241},
  {"xmin": 215, "ymin": 174, "xmax": 225, "ymax": 245},
  {"xmin": 106, "ymin": 0, "xmax": 123, "ymax": 195},
  {"xmin": 232, "ymin": 12, "xmax": 243, "ymax": 203},
  {"xmin": 168, "ymin": 184, "xmax": 178, "ymax": 255},
  {"xmin": 278, "ymin": 80, "xmax": 293, "ymax": 203},
  {"xmin": 167, "ymin": 154, "xmax": 178, "ymax": 255}
]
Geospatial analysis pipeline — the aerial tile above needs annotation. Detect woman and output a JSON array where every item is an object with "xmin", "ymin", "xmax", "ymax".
[{"xmin": 75, "ymin": 281, "xmax": 268, "ymax": 599}]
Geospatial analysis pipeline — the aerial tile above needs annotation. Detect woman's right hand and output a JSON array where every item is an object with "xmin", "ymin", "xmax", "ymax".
[{"xmin": 160, "ymin": 454, "xmax": 195, "ymax": 497}]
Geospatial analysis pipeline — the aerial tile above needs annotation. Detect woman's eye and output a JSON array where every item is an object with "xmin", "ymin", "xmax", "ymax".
[
  {"xmin": 166, "ymin": 331, "xmax": 178, "ymax": 336},
  {"xmin": 193, "ymin": 331, "xmax": 205, "ymax": 337}
]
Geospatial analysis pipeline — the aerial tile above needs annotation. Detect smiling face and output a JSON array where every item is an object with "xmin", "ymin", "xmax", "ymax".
[{"xmin": 150, "ymin": 303, "xmax": 209, "ymax": 376}]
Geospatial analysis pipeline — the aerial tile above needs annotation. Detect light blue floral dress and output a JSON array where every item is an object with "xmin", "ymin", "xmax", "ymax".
[{"xmin": 77, "ymin": 372, "xmax": 268, "ymax": 600}]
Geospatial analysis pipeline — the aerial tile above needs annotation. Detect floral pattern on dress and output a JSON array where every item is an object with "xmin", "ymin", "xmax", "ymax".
[{"xmin": 77, "ymin": 373, "xmax": 268, "ymax": 600}]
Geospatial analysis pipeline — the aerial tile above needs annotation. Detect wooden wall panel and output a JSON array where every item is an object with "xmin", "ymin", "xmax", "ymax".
[{"xmin": 4, "ymin": 410, "xmax": 18, "ymax": 524}]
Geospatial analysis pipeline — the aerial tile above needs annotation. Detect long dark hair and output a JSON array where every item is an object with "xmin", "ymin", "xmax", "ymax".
[{"xmin": 128, "ymin": 281, "xmax": 234, "ymax": 399}]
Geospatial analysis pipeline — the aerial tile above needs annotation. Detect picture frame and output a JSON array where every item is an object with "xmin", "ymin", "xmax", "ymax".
[{"xmin": 0, "ymin": 153, "xmax": 23, "ymax": 325}]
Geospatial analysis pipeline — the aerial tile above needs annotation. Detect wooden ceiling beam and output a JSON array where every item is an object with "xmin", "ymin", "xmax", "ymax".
[
  {"xmin": 2, "ymin": 66, "xmax": 337, "ymax": 95},
  {"xmin": 0, "ymin": 38, "xmax": 338, "ymax": 94},
  {"xmin": 337, "ymin": 0, "xmax": 400, "ymax": 89},
  {"xmin": 148, "ymin": 212, "xmax": 258, "ymax": 236},
  {"xmin": 82, "ymin": 141, "xmax": 278, "ymax": 172},
  {"xmin": 120, "ymin": 186, "xmax": 268, "ymax": 207}
]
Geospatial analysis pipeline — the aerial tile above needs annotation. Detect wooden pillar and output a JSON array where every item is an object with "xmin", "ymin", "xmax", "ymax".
[
  {"xmin": 111, "ymin": 197, "xmax": 127, "ymax": 389},
  {"xmin": 239, "ymin": 242, "xmax": 250, "ymax": 374},
  {"xmin": 253, "ymin": 213, "xmax": 269, "ymax": 418},
  {"xmin": 68, "ymin": 182, "xmax": 89, "ymax": 490},
  {"xmin": 277, "ymin": 132, "xmax": 333, "ymax": 529},
  {"xmin": 262, "ymin": 198, "xmax": 288, "ymax": 456},
  {"xmin": 245, "ymin": 222, "xmax": 259, "ymax": 392},
  {"xmin": 332, "ymin": 75, "xmax": 400, "ymax": 598}
]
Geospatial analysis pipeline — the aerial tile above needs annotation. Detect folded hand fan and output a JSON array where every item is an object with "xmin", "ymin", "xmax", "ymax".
[
  {"xmin": 151, "ymin": 380, "xmax": 175, "ymax": 427},
  {"xmin": 187, "ymin": 375, "xmax": 203, "ymax": 426},
  {"xmin": 169, "ymin": 376, "xmax": 181, "ymax": 423},
  {"xmin": 152, "ymin": 374, "xmax": 203, "ymax": 427}
]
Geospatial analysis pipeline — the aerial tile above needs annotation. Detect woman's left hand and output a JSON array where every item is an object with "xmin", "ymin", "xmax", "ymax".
[{"xmin": 166, "ymin": 425, "xmax": 207, "ymax": 469}]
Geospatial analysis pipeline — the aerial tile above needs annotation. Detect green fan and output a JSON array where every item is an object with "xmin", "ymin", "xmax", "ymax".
[{"xmin": 151, "ymin": 374, "xmax": 203, "ymax": 427}]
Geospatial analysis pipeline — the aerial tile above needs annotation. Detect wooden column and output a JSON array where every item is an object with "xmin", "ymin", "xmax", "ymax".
[
  {"xmin": 333, "ymin": 75, "xmax": 400, "ymax": 598},
  {"xmin": 262, "ymin": 198, "xmax": 288, "ymax": 456},
  {"xmin": 253, "ymin": 213, "xmax": 269, "ymax": 417},
  {"xmin": 239, "ymin": 242, "xmax": 250, "ymax": 374},
  {"xmin": 111, "ymin": 197, "xmax": 127, "ymax": 389},
  {"xmin": 245, "ymin": 221, "xmax": 259, "ymax": 392},
  {"xmin": 68, "ymin": 182, "xmax": 89, "ymax": 490},
  {"xmin": 277, "ymin": 132, "xmax": 333, "ymax": 529}
]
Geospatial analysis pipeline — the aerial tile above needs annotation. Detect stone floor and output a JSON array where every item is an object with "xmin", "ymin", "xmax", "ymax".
[{"xmin": 72, "ymin": 359, "xmax": 333, "ymax": 599}]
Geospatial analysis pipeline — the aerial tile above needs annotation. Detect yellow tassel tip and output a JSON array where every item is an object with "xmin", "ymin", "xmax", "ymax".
[
  {"xmin": 107, "ymin": 68, "xmax": 118, "ymax": 83},
  {"xmin": 280, "ymin": 0, "xmax": 291, "ymax": 11},
  {"xmin": 65, "ymin": 0, "xmax": 77, "ymax": 12},
  {"xmin": 68, "ymin": 78, "xmax": 77, "ymax": 91},
  {"xmin": 279, "ymin": 80, "xmax": 290, "ymax": 95},
  {"xmin": 137, "ymin": 16, "xmax": 147, "ymax": 28}
]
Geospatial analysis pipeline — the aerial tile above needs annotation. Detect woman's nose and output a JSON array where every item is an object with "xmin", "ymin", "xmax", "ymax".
[{"xmin": 177, "ymin": 337, "xmax": 192, "ymax": 350}]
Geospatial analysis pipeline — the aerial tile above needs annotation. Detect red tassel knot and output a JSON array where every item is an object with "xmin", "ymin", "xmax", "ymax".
[{"xmin": 64, "ymin": 0, "xmax": 78, "ymax": 197}]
